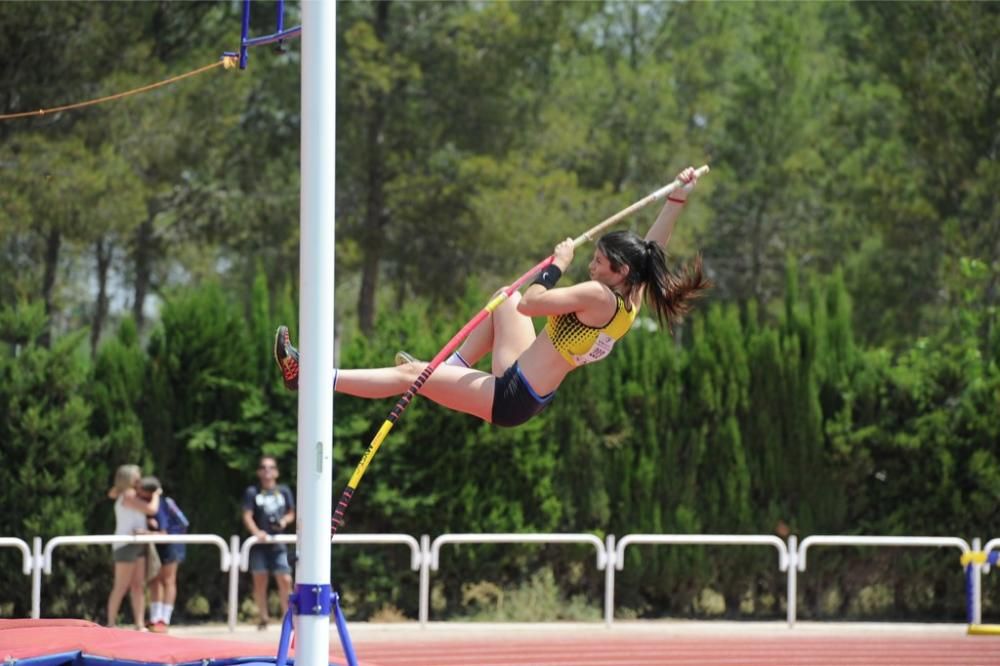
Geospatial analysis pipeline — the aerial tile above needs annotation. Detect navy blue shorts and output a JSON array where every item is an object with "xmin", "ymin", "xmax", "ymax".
[
  {"xmin": 156, "ymin": 542, "xmax": 186, "ymax": 564},
  {"xmin": 491, "ymin": 362, "xmax": 555, "ymax": 427},
  {"xmin": 249, "ymin": 544, "xmax": 292, "ymax": 574}
]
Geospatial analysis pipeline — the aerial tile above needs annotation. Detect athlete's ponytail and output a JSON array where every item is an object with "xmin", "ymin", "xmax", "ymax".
[{"xmin": 596, "ymin": 230, "xmax": 711, "ymax": 330}]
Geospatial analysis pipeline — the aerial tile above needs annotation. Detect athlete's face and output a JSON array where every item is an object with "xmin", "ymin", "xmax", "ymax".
[{"xmin": 589, "ymin": 248, "xmax": 628, "ymax": 287}]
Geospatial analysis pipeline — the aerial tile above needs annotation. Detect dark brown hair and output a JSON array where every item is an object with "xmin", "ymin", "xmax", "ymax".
[{"xmin": 596, "ymin": 230, "xmax": 711, "ymax": 329}]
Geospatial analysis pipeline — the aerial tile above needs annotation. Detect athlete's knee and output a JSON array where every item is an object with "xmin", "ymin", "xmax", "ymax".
[{"xmin": 495, "ymin": 289, "xmax": 521, "ymax": 313}]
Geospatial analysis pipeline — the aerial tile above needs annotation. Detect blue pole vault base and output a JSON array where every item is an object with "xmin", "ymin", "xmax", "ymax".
[{"xmin": 275, "ymin": 588, "xmax": 357, "ymax": 666}]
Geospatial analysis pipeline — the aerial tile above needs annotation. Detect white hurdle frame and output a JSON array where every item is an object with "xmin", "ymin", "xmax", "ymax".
[
  {"xmin": 239, "ymin": 533, "xmax": 424, "ymax": 632},
  {"xmin": 0, "ymin": 536, "xmax": 32, "ymax": 575},
  {"xmin": 428, "ymin": 533, "xmax": 608, "ymax": 625},
  {"xmin": 5, "ymin": 531, "xmax": 985, "ymax": 627},
  {"xmin": 981, "ymin": 538, "xmax": 1000, "ymax": 567},
  {"xmin": 239, "ymin": 533, "xmax": 423, "ymax": 572},
  {"xmin": 0, "ymin": 537, "xmax": 34, "ymax": 617},
  {"xmin": 797, "ymin": 535, "xmax": 971, "ymax": 572},
  {"xmin": 43, "ymin": 534, "xmax": 232, "ymax": 575},
  {"xmin": 797, "ymin": 535, "xmax": 972, "ymax": 626},
  {"xmin": 611, "ymin": 534, "xmax": 793, "ymax": 626},
  {"xmin": 39, "ymin": 534, "xmax": 232, "ymax": 621}
]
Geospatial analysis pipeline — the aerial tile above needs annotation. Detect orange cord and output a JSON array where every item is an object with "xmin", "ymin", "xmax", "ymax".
[{"xmin": 0, "ymin": 56, "xmax": 237, "ymax": 122}]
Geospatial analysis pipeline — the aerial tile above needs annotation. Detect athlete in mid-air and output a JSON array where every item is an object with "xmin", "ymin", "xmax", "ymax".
[{"xmin": 275, "ymin": 166, "xmax": 709, "ymax": 427}]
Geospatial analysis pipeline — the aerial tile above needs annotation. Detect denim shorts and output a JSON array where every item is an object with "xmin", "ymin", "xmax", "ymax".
[
  {"xmin": 156, "ymin": 542, "xmax": 186, "ymax": 564},
  {"xmin": 249, "ymin": 544, "xmax": 292, "ymax": 574}
]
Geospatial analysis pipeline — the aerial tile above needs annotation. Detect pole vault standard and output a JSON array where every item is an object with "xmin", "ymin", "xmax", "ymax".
[
  {"xmin": 331, "ymin": 165, "xmax": 710, "ymax": 535},
  {"xmin": 296, "ymin": 1, "xmax": 336, "ymax": 664}
]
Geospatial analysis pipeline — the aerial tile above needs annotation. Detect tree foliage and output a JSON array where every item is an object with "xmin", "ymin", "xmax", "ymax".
[{"xmin": 1, "ymin": 0, "xmax": 998, "ymax": 623}]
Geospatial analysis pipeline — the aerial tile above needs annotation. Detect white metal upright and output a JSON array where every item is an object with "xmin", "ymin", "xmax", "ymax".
[{"xmin": 297, "ymin": 0, "xmax": 336, "ymax": 663}]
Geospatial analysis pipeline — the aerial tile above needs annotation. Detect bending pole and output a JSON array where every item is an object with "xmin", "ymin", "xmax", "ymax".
[{"xmin": 331, "ymin": 165, "xmax": 709, "ymax": 534}]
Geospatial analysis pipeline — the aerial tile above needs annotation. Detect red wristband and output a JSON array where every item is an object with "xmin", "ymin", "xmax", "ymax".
[{"xmin": 667, "ymin": 196, "xmax": 687, "ymax": 204}]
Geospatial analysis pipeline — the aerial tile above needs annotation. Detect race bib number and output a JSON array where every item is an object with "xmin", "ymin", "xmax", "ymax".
[{"xmin": 573, "ymin": 333, "xmax": 616, "ymax": 366}]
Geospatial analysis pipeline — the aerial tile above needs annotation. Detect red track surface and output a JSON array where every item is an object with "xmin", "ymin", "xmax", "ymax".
[
  {"xmin": 345, "ymin": 636, "xmax": 1000, "ymax": 666},
  {"xmin": 9, "ymin": 620, "xmax": 999, "ymax": 666}
]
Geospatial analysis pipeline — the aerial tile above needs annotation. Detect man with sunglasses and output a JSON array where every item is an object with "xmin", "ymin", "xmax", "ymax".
[{"xmin": 241, "ymin": 455, "xmax": 295, "ymax": 630}]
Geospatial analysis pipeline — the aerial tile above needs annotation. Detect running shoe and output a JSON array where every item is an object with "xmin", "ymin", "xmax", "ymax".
[{"xmin": 274, "ymin": 325, "xmax": 300, "ymax": 391}]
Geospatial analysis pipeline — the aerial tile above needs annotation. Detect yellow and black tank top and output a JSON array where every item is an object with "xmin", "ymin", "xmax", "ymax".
[{"xmin": 545, "ymin": 292, "xmax": 637, "ymax": 367}]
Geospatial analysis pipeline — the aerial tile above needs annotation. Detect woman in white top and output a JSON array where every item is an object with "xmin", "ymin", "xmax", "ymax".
[{"xmin": 106, "ymin": 464, "xmax": 160, "ymax": 630}]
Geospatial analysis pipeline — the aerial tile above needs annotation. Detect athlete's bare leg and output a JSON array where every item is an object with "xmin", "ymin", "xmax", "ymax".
[
  {"xmin": 452, "ymin": 312, "xmax": 494, "ymax": 367},
  {"xmin": 334, "ymin": 363, "xmax": 496, "ymax": 422},
  {"xmin": 487, "ymin": 291, "xmax": 536, "ymax": 376}
]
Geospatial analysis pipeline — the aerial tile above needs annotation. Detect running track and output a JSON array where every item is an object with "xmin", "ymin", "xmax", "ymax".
[
  {"xmin": 346, "ymin": 636, "xmax": 1000, "ymax": 666},
  {"xmin": 170, "ymin": 621, "xmax": 1000, "ymax": 666},
  {"xmin": 338, "ymin": 628, "xmax": 1000, "ymax": 666}
]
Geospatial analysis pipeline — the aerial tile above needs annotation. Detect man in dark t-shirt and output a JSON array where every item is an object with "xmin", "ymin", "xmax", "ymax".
[{"xmin": 241, "ymin": 455, "xmax": 295, "ymax": 630}]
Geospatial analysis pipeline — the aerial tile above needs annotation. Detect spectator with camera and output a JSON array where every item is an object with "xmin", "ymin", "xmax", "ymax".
[{"xmin": 241, "ymin": 454, "xmax": 295, "ymax": 630}]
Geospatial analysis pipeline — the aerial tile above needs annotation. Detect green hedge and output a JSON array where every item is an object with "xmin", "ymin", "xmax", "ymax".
[{"xmin": 1, "ymin": 262, "xmax": 997, "ymax": 622}]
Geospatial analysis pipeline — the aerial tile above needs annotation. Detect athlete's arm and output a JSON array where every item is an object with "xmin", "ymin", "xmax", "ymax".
[
  {"xmin": 519, "ymin": 236, "xmax": 615, "ymax": 320},
  {"xmin": 518, "ymin": 280, "xmax": 614, "ymax": 319},
  {"xmin": 645, "ymin": 166, "xmax": 698, "ymax": 249}
]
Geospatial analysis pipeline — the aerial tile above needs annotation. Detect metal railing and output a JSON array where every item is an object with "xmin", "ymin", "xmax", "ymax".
[
  {"xmin": 239, "ymin": 533, "xmax": 422, "ymax": 572},
  {"xmin": 2, "ymin": 531, "xmax": 983, "ymax": 630},
  {"xmin": 427, "ymin": 532, "xmax": 608, "ymax": 625},
  {"xmin": 0, "ymin": 537, "xmax": 32, "ymax": 575},
  {"xmin": 239, "ymin": 533, "xmax": 424, "ymax": 631},
  {"xmin": 429, "ymin": 533, "xmax": 607, "ymax": 570},
  {"xmin": 981, "ymin": 537, "xmax": 1000, "ymax": 583},
  {"xmin": 610, "ymin": 534, "xmax": 793, "ymax": 626},
  {"xmin": 795, "ymin": 535, "xmax": 972, "ymax": 627},
  {"xmin": 43, "ymin": 534, "xmax": 232, "ymax": 574},
  {"xmin": 796, "ymin": 535, "xmax": 971, "ymax": 571},
  {"xmin": 37, "ymin": 533, "xmax": 234, "ymax": 621},
  {"xmin": 970, "ymin": 536, "xmax": 1000, "ymax": 625}
]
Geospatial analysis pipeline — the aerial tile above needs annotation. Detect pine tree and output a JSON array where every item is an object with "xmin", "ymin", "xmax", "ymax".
[{"xmin": 0, "ymin": 301, "xmax": 104, "ymax": 617}]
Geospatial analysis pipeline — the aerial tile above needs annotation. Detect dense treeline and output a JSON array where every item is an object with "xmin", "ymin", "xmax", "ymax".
[
  {"xmin": 1, "ymin": 1, "xmax": 997, "ymax": 623},
  {"xmin": 1, "ymin": 262, "xmax": 997, "ymax": 621}
]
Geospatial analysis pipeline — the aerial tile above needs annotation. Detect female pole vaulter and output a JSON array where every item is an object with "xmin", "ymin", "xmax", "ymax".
[{"xmin": 275, "ymin": 166, "xmax": 710, "ymax": 428}]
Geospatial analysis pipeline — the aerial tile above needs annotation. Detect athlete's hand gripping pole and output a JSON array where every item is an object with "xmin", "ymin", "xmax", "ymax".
[
  {"xmin": 572, "ymin": 165, "xmax": 709, "ymax": 248},
  {"xmin": 331, "ymin": 165, "xmax": 710, "ymax": 535}
]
